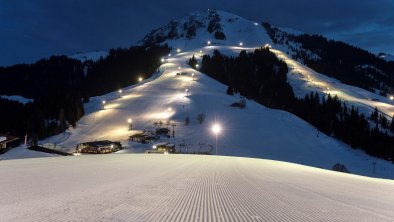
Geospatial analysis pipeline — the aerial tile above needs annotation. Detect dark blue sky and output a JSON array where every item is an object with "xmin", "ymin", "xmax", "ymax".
[{"xmin": 1, "ymin": 0, "xmax": 393, "ymax": 66}]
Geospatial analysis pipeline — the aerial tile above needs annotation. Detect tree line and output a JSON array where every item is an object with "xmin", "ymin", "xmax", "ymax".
[
  {"xmin": 0, "ymin": 44, "xmax": 170, "ymax": 141},
  {"xmin": 200, "ymin": 48, "xmax": 394, "ymax": 162}
]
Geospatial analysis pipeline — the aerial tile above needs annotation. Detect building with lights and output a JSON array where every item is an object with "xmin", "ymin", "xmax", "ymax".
[{"xmin": 75, "ymin": 140, "xmax": 122, "ymax": 154}]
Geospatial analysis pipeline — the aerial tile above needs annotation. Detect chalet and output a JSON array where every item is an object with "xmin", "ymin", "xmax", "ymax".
[
  {"xmin": 75, "ymin": 140, "xmax": 122, "ymax": 154},
  {"xmin": 0, "ymin": 134, "xmax": 19, "ymax": 153},
  {"xmin": 129, "ymin": 131, "xmax": 159, "ymax": 144},
  {"xmin": 145, "ymin": 142, "xmax": 175, "ymax": 154}
]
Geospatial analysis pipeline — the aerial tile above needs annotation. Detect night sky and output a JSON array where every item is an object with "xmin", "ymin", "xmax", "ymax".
[{"xmin": 1, "ymin": 0, "xmax": 393, "ymax": 66}]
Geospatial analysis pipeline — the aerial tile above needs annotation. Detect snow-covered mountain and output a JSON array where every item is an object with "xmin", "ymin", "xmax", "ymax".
[
  {"xmin": 2, "ymin": 9, "xmax": 394, "ymax": 221},
  {"xmin": 140, "ymin": 10, "xmax": 394, "ymax": 119},
  {"xmin": 4, "ymin": 10, "xmax": 394, "ymax": 180},
  {"xmin": 378, "ymin": 52, "xmax": 394, "ymax": 62},
  {"xmin": 139, "ymin": 9, "xmax": 272, "ymax": 50}
]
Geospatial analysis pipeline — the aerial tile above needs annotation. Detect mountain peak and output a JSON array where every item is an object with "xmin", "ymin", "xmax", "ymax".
[{"xmin": 138, "ymin": 9, "xmax": 271, "ymax": 48}]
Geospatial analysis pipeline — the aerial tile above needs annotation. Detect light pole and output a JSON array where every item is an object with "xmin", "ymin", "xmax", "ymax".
[
  {"xmin": 127, "ymin": 118, "xmax": 132, "ymax": 130},
  {"xmin": 390, "ymin": 96, "xmax": 393, "ymax": 104},
  {"xmin": 167, "ymin": 107, "xmax": 172, "ymax": 118},
  {"xmin": 212, "ymin": 123, "xmax": 221, "ymax": 155},
  {"xmin": 118, "ymin": 89, "xmax": 122, "ymax": 98},
  {"xmin": 372, "ymin": 162, "xmax": 376, "ymax": 174},
  {"xmin": 171, "ymin": 123, "xmax": 176, "ymax": 137},
  {"xmin": 102, "ymin": 100, "xmax": 106, "ymax": 109}
]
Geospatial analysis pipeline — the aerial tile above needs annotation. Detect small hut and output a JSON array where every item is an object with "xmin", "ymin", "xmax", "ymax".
[{"xmin": 332, "ymin": 163, "xmax": 349, "ymax": 173}]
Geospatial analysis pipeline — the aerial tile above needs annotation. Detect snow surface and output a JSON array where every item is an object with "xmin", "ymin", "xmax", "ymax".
[
  {"xmin": 0, "ymin": 146, "xmax": 56, "ymax": 160},
  {"xmin": 5, "ymin": 10, "xmax": 394, "ymax": 180},
  {"xmin": 0, "ymin": 95, "xmax": 33, "ymax": 104},
  {"xmin": 0, "ymin": 154, "xmax": 393, "ymax": 221}
]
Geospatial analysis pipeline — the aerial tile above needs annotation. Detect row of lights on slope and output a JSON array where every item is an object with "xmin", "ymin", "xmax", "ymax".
[{"xmin": 170, "ymin": 40, "xmax": 250, "ymax": 57}]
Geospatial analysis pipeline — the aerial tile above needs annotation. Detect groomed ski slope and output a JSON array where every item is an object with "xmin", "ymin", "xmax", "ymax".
[
  {"xmin": 5, "ymin": 45, "xmax": 394, "ymax": 179},
  {"xmin": 1, "ymin": 154, "xmax": 393, "ymax": 221},
  {"xmin": 271, "ymin": 49, "xmax": 394, "ymax": 118}
]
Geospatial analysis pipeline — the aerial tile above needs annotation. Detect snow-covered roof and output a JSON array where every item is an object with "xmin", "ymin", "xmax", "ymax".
[
  {"xmin": 0, "ymin": 135, "xmax": 19, "ymax": 144},
  {"xmin": 153, "ymin": 142, "xmax": 169, "ymax": 147}
]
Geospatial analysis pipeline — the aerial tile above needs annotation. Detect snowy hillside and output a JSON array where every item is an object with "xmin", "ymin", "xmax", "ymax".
[
  {"xmin": 5, "ymin": 10, "xmax": 394, "ymax": 180},
  {"xmin": 1, "ymin": 154, "xmax": 394, "ymax": 221},
  {"xmin": 140, "ymin": 9, "xmax": 393, "ymax": 120},
  {"xmin": 272, "ymin": 49, "xmax": 394, "ymax": 118}
]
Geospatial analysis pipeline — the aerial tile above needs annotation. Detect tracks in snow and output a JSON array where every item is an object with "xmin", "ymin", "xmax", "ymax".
[{"xmin": 1, "ymin": 155, "xmax": 394, "ymax": 221}]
